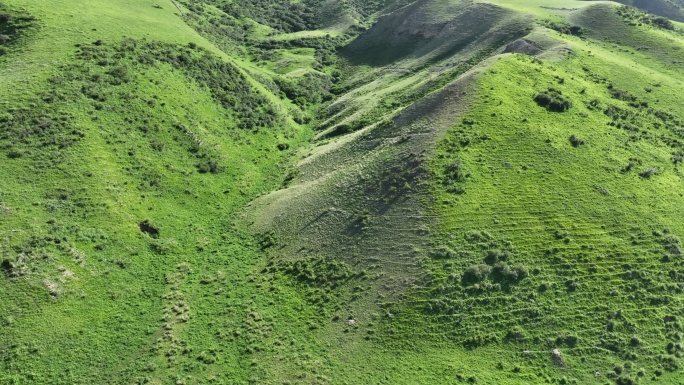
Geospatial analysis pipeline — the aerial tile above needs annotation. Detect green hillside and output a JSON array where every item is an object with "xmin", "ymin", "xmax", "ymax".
[
  {"xmin": 3, "ymin": 0, "xmax": 684, "ymax": 384},
  {"xmin": 612, "ymin": 0, "xmax": 684, "ymax": 22}
]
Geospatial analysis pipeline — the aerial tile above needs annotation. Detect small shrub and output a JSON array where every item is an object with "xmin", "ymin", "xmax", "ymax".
[
  {"xmin": 446, "ymin": 185, "xmax": 465, "ymax": 194},
  {"xmin": 492, "ymin": 261, "xmax": 528, "ymax": 282},
  {"xmin": 444, "ymin": 161, "xmax": 467, "ymax": 183},
  {"xmin": 139, "ymin": 221, "xmax": 160, "ymax": 238},
  {"xmin": 197, "ymin": 159, "xmax": 223, "ymax": 174},
  {"xmin": 651, "ymin": 16, "xmax": 674, "ymax": 30},
  {"xmin": 609, "ymin": 88, "xmax": 637, "ymax": 102},
  {"xmin": 484, "ymin": 249, "xmax": 511, "ymax": 264},
  {"xmin": 430, "ymin": 246, "xmax": 456, "ymax": 259},
  {"xmin": 544, "ymin": 21, "xmax": 584, "ymax": 36},
  {"xmin": 538, "ymin": 281, "xmax": 551, "ymax": 292},
  {"xmin": 622, "ymin": 159, "xmax": 640, "ymax": 173},
  {"xmin": 661, "ymin": 354, "xmax": 679, "ymax": 371},
  {"xmin": 616, "ymin": 376, "xmax": 637, "ymax": 385},
  {"xmin": 7, "ymin": 149, "xmax": 23, "ymax": 158},
  {"xmin": 564, "ymin": 335, "xmax": 579, "ymax": 348},
  {"xmin": 569, "ymin": 135, "xmax": 584, "ymax": 147},
  {"xmin": 505, "ymin": 327, "xmax": 526, "ymax": 342},
  {"xmin": 462, "ymin": 264, "xmax": 492, "ymax": 285},
  {"xmin": 639, "ymin": 168, "xmax": 656, "ymax": 178},
  {"xmin": 106, "ymin": 66, "xmax": 130, "ymax": 84},
  {"xmin": 534, "ymin": 89, "xmax": 572, "ymax": 112},
  {"xmin": 150, "ymin": 139, "xmax": 164, "ymax": 151}
]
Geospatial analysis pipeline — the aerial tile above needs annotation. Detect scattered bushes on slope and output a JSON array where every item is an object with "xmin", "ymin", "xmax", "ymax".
[
  {"xmin": 1, "ymin": 38, "xmax": 288, "ymax": 171},
  {"xmin": 265, "ymin": 255, "xmax": 359, "ymax": 308},
  {"xmin": 616, "ymin": 5, "xmax": 676, "ymax": 30},
  {"xmin": 75, "ymin": 38, "xmax": 283, "ymax": 131},
  {"xmin": 275, "ymin": 72, "xmax": 333, "ymax": 107},
  {"xmin": 215, "ymin": 0, "xmax": 318, "ymax": 33},
  {"xmin": 0, "ymin": 2, "xmax": 36, "ymax": 55},
  {"xmin": 178, "ymin": 2, "xmax": 344, "ymax": 114},
  {"xmin": 188, "ymin": 0, "xmax": 398, "ymax": 33}
]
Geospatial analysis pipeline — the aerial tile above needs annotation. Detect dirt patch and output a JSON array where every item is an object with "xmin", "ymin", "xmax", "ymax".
[
  {"xmin": 61, "ymin": 269, "xmax": 75, "ymax": 278},
  {"xmin": 43, "ymin": 280, "xmax": 58, "ymax": 298},
  {"xmin": 503, "ymin": 39, "xmax": 542, "ymax": 56}
]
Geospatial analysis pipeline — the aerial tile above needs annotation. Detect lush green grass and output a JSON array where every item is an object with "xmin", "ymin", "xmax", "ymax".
[
  {"xmin": 410, "ymin": 49, "xmax": 684, "ymax": 383},
  {"xmin": 0, "ymin": 1, "xmax": 320, "ymax": 384},
  {"xmin": 5, "ymin": 0, "xmax": 684, "ymax": 384}
]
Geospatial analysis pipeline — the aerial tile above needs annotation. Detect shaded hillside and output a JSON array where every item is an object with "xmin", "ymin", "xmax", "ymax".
[
  {"xmin": 182, "ymin": 0, "xmax": 412, "ymax": 35},
  {"xmin": 612, "ymin": 0, "xmax": 684, "ymax": 22},
  {"xmin": 342, "ymin": 0, "xmax": 531, "ymax": 66}
]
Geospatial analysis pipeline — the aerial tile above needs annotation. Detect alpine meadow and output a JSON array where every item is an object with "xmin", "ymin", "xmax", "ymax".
[{"xmin": 4, "ymin": 0, "xmax": 684, "ymax": 384}]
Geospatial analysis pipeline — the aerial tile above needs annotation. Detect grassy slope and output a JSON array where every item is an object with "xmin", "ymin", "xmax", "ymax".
[
  {"xmin": 253, "ymin": 1, "xmax": 684, "ymax": 384},
  {"xmin": 0, "ymin": 1, "xmax": 315, "ymax": 384},
  {"xmin": 611, "ymin": 0, "xmax": 684, "ymax": 22},
  {"xmin": 4, "ymin": 0, "xmax": 684, "ymax": 384},
  {"xmin": 394, "ymin": 3, "xmax": 684, "ymax": 384}
]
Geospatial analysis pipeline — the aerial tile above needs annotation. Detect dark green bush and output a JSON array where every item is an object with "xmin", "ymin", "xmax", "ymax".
[
  {"xmin": 485, "ymin": 249, "xmax": 511, "ymax": 264},
  {"xmin": 534, "ymin": 89, "xmax": 572, "ymax": 112},
  {"xmin": 616, "ymin": 376, "xmax": 637, "ymax": 385},
  {"xmin": 462, "ymin": 264, "xmax": 492, "ymax": 285},
  {"xmin": 444, "ymin": 161, "xmax": 468, "ymax": 184},
  {"xmin": 651, "ymin": 16, "xmax": 675, "ymax": 30},
  {"xmin": 609, "ymin": 87, "xmax": 637, "ymax": 101},
  {"xmin": 491, "ymin": 262, "xmax": 529, "ymax": 283},
  {"xmin": 196, "ymin": 159, "xmax": 223, "ymax": 174},
  {"xmin": 569, "ymin": 135, "xmax": 584, "ymax": 147},
  {"xmin": 639, "ymin": 167, "xmax": 656, "ymax": 178},
  {"xmin": 543, "ymin": 20, "xmax": 584, "ymax": 36}
]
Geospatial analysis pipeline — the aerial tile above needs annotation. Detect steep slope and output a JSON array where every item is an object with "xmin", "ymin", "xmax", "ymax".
[{"xmin": 249, "ymin": 0, "xmax": 533, "ymax": 324}]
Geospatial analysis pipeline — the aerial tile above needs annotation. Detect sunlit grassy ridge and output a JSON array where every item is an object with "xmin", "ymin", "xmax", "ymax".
[{"xmin": 4, "ymin": 0, "xmax": 684, "ymax": 384}]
